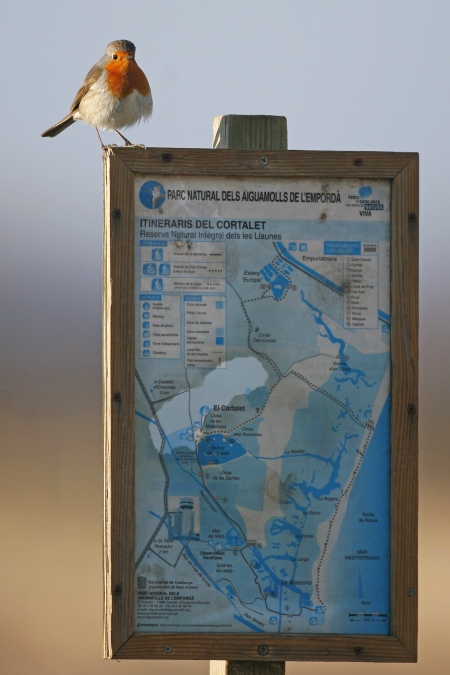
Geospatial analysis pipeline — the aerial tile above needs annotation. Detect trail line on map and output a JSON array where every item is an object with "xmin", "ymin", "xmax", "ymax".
[
  {"xmin": 314, "ymin": 423, "xmax": 374, "ymax": 610},
  {"xmin": 226, "ymin": 280, "xmax": 283, "ymax": 379},
  {"xmin": 135, "ymin": 367, "xmax": 170, "ymax": 569},
  {"xmin": 289, "ymin": 369, "xmax": 366, "ymax": 428}
]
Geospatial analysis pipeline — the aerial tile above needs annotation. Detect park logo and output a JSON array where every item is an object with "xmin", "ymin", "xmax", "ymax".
[
  {"xmin": 359, "ymin": 186, "xmax": 373, "ymax": 198},
  {"xmin": 139, "ymin": 180, "xmax": 166, "ymax": 209}
]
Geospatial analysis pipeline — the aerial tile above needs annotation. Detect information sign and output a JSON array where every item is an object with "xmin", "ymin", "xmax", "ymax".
[{"xmin": 103, "ymin": 148, "xmax": 418, "ymax": 663}]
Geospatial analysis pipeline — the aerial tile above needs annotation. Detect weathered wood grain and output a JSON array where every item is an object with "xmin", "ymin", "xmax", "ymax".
[
  {"xmin": 104, "ymin": 145, "xmax": 417, "ymax": 179},
  {"xmin": 103, "ymin": 149, "xmax": 136, "ymax": 656},
  {"xmin": 213, "ymin": 115, "xmax": 288, "ymax": 150},
  {"xmin": 390, "ymin": 155, "xmax": 419, "ymax": 660},
  {"xmin": 210, "ymin": 661, "xmax": 285, "ymax": 674}
]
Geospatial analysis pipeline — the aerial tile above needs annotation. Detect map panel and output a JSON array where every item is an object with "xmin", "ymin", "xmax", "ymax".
[{"xmin": 134, "ymin": 177, "xmax": 391, "ymax": 634}]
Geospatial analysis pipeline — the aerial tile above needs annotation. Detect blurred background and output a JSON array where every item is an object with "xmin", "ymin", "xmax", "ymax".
[{"xmin": 1, "ymin": 1, "xmax": 448, "ymax": 673}]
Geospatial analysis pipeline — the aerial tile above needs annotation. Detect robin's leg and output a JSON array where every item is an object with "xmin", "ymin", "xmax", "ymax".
[
  {"xmin": 95, "ymin": 128, "xmax": 105, "ymax": 147},
  {"xmin": 115, "ymin": 129, "xmax": 133, "ymax": 145}
]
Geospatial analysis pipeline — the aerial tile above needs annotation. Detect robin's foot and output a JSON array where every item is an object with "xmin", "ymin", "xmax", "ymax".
[{"xmin": 115, "ymin": 130, "xmax": 133, "ymax": 145}]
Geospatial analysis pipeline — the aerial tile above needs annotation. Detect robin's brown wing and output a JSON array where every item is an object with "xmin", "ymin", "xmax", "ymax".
[
  {"xmin": 42, "ymin": 63, "xmax": 104, "ymax": 137},
  {"xmin": 41, "ymin": 112, "xmax": 77, "ymax": 137},
  {"xmin": 69, "ymin": 63, "xmax": 103, "ymax": 112}
]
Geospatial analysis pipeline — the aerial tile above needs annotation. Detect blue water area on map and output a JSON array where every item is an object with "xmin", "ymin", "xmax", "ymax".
[
  {"xmin": 260, "ymin": 261, "xmax": 292, "ymax": 300},
  {"xmin": 300, "ymin": 292, "xmax": 388, "ymax": 419},
  {"xmin": 325, "ymin": 397, "xmax": 391, "ymax": 633},
  {"xmin": 234, "ymin": 613, "xmax": 265, "ymax": 632},
  {"xmin": 269, "ymin": 274, "xmax": 290, "ymax": 299},
  {"xmin": 284, "ymin": 431, "xmax": 359, "ymax": 502},
  {"xmin": 301, "ymin": 291, "xmax": 346, "ymax": 359},
  {"xmin": 197, "ymin": 434, "xmax": 247, "ymax": 465}
]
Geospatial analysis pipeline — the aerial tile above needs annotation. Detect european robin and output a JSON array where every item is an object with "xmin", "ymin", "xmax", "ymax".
[{"xmin": 41, "ymin": 40, "xmax": 152, "ymax": 146}]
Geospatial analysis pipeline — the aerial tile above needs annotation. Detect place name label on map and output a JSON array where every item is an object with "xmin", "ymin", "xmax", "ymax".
[
  {"xmin": 343, "ymin": 256, "xmax": 378, "ymax": 328},
  {"xmin": 359, "ymin": 511, "xmax": 379, "ymax": 523},
  {"xmin": 242, "ymin": 270, "xmax": 263, "ymax": 283},
  {"xmin": 151, "ymin": 378, "xmax": 176, "ymax": 397},
  {"xmin": 344, "ymin": 548, "xmax": 380, "ymax": 561}
]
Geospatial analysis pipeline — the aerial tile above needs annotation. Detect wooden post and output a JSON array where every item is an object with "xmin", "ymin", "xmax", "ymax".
[
  {"xmin": 210, "ymin": 113, "xmax": 287, "ymax": 675},
  {"xmin": 213, "ymin": 115, "xmax": 287, "ymax": 150},
  {"xmin": 210, "ymin": 662, "xmax": 285, "ymax": 675}
]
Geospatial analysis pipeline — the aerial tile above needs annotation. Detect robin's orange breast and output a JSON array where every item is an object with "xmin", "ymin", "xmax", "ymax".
[{"xmin": 105, "ymin": 56, "xmax": 150, "ymax": 100}]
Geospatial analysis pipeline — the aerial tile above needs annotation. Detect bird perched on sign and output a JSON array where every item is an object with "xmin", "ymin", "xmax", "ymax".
[{"xmin": 41, "ymin": 40, "xmax": 152, "ymax": 146}]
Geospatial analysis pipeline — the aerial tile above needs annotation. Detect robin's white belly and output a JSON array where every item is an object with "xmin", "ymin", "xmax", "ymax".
[{"xmin": 75, "ymin": 76, "xmax": 153, "ymax": 130}]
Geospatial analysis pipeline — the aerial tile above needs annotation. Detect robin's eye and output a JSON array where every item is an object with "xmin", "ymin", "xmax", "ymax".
[{"xmin": 112, "ymin": 54, "xmax": 118, "ymax": 60}]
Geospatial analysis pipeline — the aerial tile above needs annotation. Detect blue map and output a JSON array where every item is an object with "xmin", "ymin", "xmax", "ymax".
[{"xmin": 134, "ymin": 177, "xmax": 391, "ymax": 634}]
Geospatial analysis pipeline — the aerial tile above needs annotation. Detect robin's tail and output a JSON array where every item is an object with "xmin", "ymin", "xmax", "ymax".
[{"xmin": 41, "ymin": 113, "xmax": 76, "ymax": 138}]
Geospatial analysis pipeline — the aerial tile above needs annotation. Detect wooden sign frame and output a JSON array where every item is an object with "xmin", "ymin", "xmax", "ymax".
[{"xmin": 103, "ymin": 147, "xmax": 418, "ymax": 663}]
